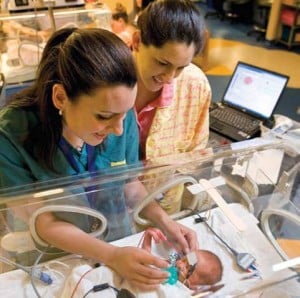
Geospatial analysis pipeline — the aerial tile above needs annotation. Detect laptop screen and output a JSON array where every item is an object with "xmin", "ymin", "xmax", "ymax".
[{"xmin": 223, "ymin": 62, "xmax": 289, "ymax": 120}]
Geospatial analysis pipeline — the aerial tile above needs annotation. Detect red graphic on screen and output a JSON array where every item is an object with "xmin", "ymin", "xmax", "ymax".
[{"xmin": 244, "ymin": 76, "xmax": 253, "ymax": 85}]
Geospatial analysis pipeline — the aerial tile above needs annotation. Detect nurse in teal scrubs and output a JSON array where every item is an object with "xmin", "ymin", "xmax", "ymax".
[{"xmin": 0, "ymin": 28, "xmax": 198, "ymax": 291}]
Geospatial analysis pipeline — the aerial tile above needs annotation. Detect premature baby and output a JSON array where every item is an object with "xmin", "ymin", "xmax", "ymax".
[
  {"xmin": 176, "ymin": 249, "xmax": 223, "ymax": 288},
  {"xmin": 140, "ymin": 228, "xmax": 223, "ymax": 289}
]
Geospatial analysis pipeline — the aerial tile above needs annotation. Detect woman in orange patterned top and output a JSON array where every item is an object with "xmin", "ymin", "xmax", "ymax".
[{"xmin": 132, "ymin": 0, "xmax": 212, "ymax": 215}]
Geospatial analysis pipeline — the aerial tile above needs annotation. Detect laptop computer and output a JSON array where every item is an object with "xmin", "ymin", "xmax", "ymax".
[{"xmin": 209, "ymin": 61, "xmax": 289, "ymax": 142}]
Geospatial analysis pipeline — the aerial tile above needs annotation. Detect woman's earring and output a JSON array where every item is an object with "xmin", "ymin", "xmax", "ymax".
[{"xmin": 59, "ymin": 110, "xmax": 62, "ymax": 116}]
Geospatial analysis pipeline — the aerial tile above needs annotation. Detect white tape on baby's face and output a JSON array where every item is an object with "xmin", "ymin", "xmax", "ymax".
[{"xmin": 187, "ymin": 251, "xmax": 197, "ymax": 266}]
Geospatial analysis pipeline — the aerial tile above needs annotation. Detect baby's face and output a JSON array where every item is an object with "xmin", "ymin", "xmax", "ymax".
[
  {"xmin": 185, "ymin": 268, "xmax": 204, "ymax": 288},
  {"xmin": 176, "ymin": 254, "xmax": 206, "ymax": 288},
  {"xmin": 175, "ymin": 257, "xmax": 190, "ymax": 283}
]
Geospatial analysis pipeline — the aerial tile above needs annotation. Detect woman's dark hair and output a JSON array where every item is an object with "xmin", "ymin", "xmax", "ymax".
[
  {"xmin": 8, "ymin": 28, "xmax": 137, "ymax": 171},
  {"xmin": 141, "ymin": 0, "xmax": 154, "ymax": 9},
  {"xmin": 112, "ymin": 3, "xmax": 129, "ymax": 23},
  {"xmin": 137, "ymin": 0, "xmax": 206, "ymax": 55}
]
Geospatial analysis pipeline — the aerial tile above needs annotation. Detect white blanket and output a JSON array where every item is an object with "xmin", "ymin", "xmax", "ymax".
[{"xmin": 61, "ymin": 264, "xmax": 192, "ymax": 298}]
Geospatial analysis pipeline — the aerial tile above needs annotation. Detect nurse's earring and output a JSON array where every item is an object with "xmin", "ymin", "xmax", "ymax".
[{"xmin": 58, "ymin": 109, "xmax": 62, "ymax": 116}]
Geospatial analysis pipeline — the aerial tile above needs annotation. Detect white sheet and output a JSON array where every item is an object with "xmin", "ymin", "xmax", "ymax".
[{"xmin": 60, "ymin": 264, "xmax": 192, "ymax": 298}]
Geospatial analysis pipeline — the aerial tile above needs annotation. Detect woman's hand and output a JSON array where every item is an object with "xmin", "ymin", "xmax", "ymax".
[
  {"xmin": 160, "ymin": 219, "xmax": 199, "ymax": 255},
  {"xmin": 36, "ymin": 212, "xmax": 170, "ymax": 291},
  {"xmin": 107, "ymin": 246, "xmax": 170, "ymax": 291},
  {"xmin": 139, "ymin": 200, "xmax": 199, "ymax": 255}
]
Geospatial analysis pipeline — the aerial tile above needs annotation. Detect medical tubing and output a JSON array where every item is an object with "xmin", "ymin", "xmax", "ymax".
[
  {"xmin": 133, "ymin": 175, "xmax": 199, "ymax": 226},
  {"xmin": 0, "ymin": 255, "xmax": 52, "ymax": 285},
  {"xmin": 30, "ymin": 250, "xmax": 47, "ymax": 298},
  {"xmin": 233, "ymin": 273, "xmax": 299, "ymax": 297},
  {"xmin": 194, "ymin": 213, "xmax": 238, "ymax": 255},
  {"xmin": 29, "ymin": 205, "xmax": 108, "ymax": 248},
  {"xmin": 82, "ymin": 283, "xmax": 119, "ymax": 298},
  {"xmin": 70, "ymin": 267, "xmax": 95, "ymax": 298},
  {"xmin": 0, "ymin": 255, "xmax": 29, "ymax": 272},
  {"xmin": 82, "ymin": 288, "xmax": 94, "ymax": 298},
  {"xmin": 194, "ymin": 212, "xmax": 260, "ymax": 272}
]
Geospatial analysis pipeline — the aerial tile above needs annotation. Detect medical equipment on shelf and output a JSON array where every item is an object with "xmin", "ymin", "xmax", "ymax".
[
  {"xmin": 271, "ymin": 114, "xmax": 294, "ymax": 135},
  {"xmin": 1, "ymin": 41, "xmax": 44, "ymax": 84},
  {"xmin": 29, "ymin": 205, "xmax": 108, "ymax": 249},
  {"xmin": 8, "ymin": 0, "xmax": 85, "ymax": 12},
  {"xmin": 0, "ymin": 40, "xmax": 44, "ymax": 86}
]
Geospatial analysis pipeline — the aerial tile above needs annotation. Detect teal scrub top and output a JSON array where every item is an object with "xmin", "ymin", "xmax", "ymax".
[
  {"xmin": 0, "ymin": 107, "xmax": 139, "ymax": 188},
  {"xmin": 0, "ymin": 107, "xmax": 140, "ymax": 241}
]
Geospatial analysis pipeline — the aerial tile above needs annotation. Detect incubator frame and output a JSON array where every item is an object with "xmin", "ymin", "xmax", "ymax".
[{"xmin": 0, "ymin": 139, "xmax": 299, "ymax": 297}]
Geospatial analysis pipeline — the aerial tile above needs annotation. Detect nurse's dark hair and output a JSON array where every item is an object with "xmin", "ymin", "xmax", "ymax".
[
  {"xmin": 137, "ymin": 0, "xmax": 206, "ymax": 55},
  {"xmin": 8, "ymin": 28, "xmax": 137, "ymax": 171}
]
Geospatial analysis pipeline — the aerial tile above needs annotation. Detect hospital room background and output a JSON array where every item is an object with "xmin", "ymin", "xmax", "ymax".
[{"xmin": 0, "ymin": 0, "xmax": 299, "ymax": 297}]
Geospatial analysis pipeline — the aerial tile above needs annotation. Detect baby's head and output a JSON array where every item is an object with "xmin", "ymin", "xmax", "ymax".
[{"xmin": 175, "ymin": 249, "xmax": 223, "ymax": 288}]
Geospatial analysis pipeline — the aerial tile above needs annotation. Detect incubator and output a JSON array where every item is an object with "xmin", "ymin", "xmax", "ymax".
[
  {"xmin": 7, "ymin": 0, "xmax": 85, "ymax": 13},
  {"xmin": 0, "ymin": 3, "xmax": 111, "ymax": 94},
  {"xmin": 0, "ymin": 139, "xmax": 299, "ymax": 297}
]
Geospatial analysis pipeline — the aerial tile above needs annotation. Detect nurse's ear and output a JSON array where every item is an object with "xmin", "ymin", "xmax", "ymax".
[
  {"xmin": 132, "ymin": 30, "xmax": 142, "ymax": 52},
  {"xmin": 52, "ymin": 83, "xmax": 68, "ymax": 112}
]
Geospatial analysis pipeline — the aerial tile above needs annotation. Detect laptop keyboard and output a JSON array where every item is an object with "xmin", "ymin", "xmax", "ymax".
[{"xmin": 210, "ymin": 108, "xmax": 260, "ymax": 133}]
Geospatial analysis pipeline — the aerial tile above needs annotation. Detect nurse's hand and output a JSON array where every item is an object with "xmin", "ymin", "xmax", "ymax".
[
  {"xmin": 138, "ymin": 200, "xmax": 198, "ymax": 254},
  {"xmin": 108, "ymin": 246, "xmax": 170, "ymax": 291},
  {"xmin": 160, "ymin": 219, "xmax": 199, "ymax": 255}
]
